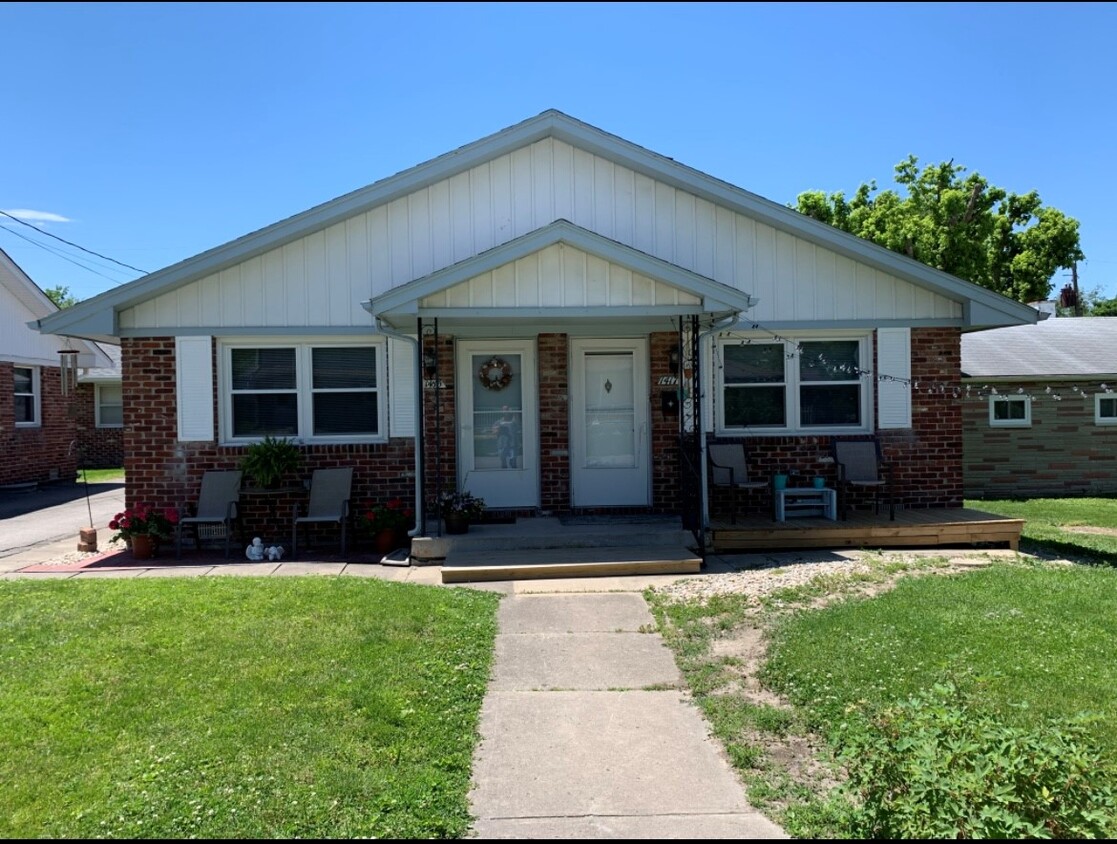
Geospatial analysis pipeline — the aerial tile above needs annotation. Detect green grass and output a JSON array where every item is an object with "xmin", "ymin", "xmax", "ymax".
[
  {"xmin": 0, "ymin": 577, "xmax": 500, "ymax": 839},
  {"xmin": 967, "ymin": 497, "xmax": 1117, "ymax": 564},
  {"xmin": 79, "ymin": 467, "xmax": 125, "ymax": 483}
]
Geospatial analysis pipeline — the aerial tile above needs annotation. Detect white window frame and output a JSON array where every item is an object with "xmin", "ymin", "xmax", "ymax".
[
  {"xmin": 1096, "ymin": 393, "xmax": 1117, "ymax": 426},
  {"xmin": 95, "ymin": 383, "xmax": 124, "ymax": 428},
  {"xmin": 13, "ymin": 365, "xmax": 40, "ymax": 427},
  {"xmin": 218, "ymin": 338, "xmax": 388, "ymax": 445},
  {"xmin": 989, "ymin": 394, "xmax": 1031, "ymax": 427},
  {"xmin": 715, "ymin": 332, "xmax": 873, "ymax": 436}
]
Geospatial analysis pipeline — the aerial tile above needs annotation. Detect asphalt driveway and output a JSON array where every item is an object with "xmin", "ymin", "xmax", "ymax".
[{"xmin": 0, "ymin": 482, "xmax": 126, "ymax": 559}]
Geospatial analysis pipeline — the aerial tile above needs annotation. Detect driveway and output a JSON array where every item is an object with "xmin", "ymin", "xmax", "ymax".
[{"xmin": 0, "ymin": 482, "xmax": 126, "ymax": 560}]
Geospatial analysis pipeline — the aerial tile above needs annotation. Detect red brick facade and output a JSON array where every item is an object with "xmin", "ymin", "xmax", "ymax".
[
  {"xmin": 121, "ymin": 327, "xmax": 964, "ymax": 535},
  {"xmin": 963, "ymin": 378, "xmax": 1117, "ymax": 498},
  {"xmin": 0, "ymin": 362, "xmax": 80, "ymax": 487},
  {"xmin": 73, "ymin": 382, "xmax": 124, "ymax": 469}
]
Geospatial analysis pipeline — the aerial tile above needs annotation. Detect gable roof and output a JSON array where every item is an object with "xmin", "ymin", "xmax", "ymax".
[
  {"xmin": 35, "ymin": 110, "xmax": 1038, "ymax": 340},
  {"xmin": 962, "ymin": 317, "xmax": 1117, "ymax": 378}
]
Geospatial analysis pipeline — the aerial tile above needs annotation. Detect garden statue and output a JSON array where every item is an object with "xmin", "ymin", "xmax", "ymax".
[{"xmin": 246, "ymin": 537, "xmax": 265, "ymax": 561}]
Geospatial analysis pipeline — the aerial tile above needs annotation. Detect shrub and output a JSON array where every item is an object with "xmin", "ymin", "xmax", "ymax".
[
  {"xmin": 838, "ymin": 682, "xmax": 1116, "ymax": 839},
  {"xmin": 239, "ymin": 436, "xmax": 302, "ymax": 489}
]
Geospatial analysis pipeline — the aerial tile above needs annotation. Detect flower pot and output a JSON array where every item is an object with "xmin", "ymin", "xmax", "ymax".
[
  {"xmin": 444, "ymin": 514, "xmax": 470, "ymax": 535},
  {"xmin": 812, "ymin": 477, "xmax": 826, "ymax": 489},
  {"xmin": 131, "ymin": 534, "xmax": 156, "ymax": 560},
  {"xmin": 374, "ymin": 529, "xmax": 398, "ymax": 555},
  {"xmin": 772, "ymin": 474, "xmax": 788, "ymax": 490}
]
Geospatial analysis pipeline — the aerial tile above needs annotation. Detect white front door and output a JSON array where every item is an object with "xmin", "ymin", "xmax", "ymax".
[
  {"xmin": 570, "ymin": 338, "xmax": 650, "ymax": 507},
  {"xmin": 456, "ymin": 340, "xmax": 538, "ymax": 509}
]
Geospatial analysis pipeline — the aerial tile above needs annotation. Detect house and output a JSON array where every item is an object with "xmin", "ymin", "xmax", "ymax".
[
  {"xmin": 962, "ymin": 315, "xmax": 1117, "ymax": 498},
  {"xmin": 74, "ymin": 342, "xmax": 124, "ymax": 469},
  {"xmin": 1, "ymin": 247, "xmax": 114, "ymax": 487},
  {"xmin": 32, "ymin": 110, "xmax": 1038, "ymax": 540}
]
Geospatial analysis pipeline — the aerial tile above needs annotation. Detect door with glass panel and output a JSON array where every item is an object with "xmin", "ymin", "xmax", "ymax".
[
  {"xmin": 455, "ymin": 340, "xmax": 538, "ymax": 509},
  {"xmin": 570, "ymin": 338, "xmax": 650, "ymax": 507}
]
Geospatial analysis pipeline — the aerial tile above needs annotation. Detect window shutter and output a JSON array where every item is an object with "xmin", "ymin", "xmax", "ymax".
[
  {"xmin": 176, "ymin": 336, "xmax": 214, "ymax": 441},
  {"xmin": 877, "ymin": 327, "xmax": 911, "ymax": 429},
  {"xmin": 388, "ymin": 337, "xmax": 416, "ymax": 438}
]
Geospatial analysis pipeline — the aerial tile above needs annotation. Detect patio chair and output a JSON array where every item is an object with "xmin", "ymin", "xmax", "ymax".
[
  {"xmin": 176, "ymin": 470, "xmax": 242, "ymax": 558},
  {"xmin": 291, "ymin": 467, "xmax": 353, "ymax": 558},
  {"xmin": 707, "ymin": 442, "xmax": 769, "ymax": 524},
  {"xmin": 831, "ymin": 438, "xmax": 895, "ymax": 521}
]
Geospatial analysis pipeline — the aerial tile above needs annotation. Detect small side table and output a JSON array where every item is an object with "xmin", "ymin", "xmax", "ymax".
[{"xmin": 774, "ymin": 487, "xmax": 837, "ymax": 522}]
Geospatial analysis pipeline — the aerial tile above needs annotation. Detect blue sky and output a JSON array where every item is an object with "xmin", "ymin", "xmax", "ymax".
[{"xmin": 4, "ymin": 1, "xmax": 1115, "ymax": 304}]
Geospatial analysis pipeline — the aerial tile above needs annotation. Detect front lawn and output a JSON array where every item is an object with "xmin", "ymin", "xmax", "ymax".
[
  {"xmin": 0, "ymin": 577, "xmax": 499, "ymax": 839},
  {"xmin": 968, "ymin": 497, "xmax": 1117, "ymax": 564}
]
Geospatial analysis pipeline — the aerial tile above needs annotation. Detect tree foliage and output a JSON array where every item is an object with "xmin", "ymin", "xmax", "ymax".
[
  {"xmin": 43, "ymin": 285, "xmax": 79, "ymax": 309},
  {"xmin": 795, "ymin": 156, "xmax": 1084, "ymax": 304}
]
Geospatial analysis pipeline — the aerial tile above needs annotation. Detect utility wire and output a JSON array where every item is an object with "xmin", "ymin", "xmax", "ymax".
[
  {"xmin": 0, "ymin": 209, "xmax": 148, "ymax": 274},
  {"xmin": 0, "ymin": 223, "xmax": 134, "ymax": 285}
]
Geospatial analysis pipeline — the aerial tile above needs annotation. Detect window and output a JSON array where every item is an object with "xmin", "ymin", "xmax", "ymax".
[
  {"xmin": 1097, "ymin": 393, "xmax": 1117, "ymax": 426},
  {"xmin": 13, "ymin": 366, "xmax": 39, "ymax": 426},
  {"xmin": 95, "ymin": 383, "xmax": 123, "ymax": 428},
  {"xmin": 222, "ymin": 342, "xmax": 384, "ymax": 443},
  {"xmin": 989, "ymin": 395, "xmax": 1031, "ymax": 427},
  {"xmin": 718, "ymin": 335, "xmax": 870, "ymax": 434}
]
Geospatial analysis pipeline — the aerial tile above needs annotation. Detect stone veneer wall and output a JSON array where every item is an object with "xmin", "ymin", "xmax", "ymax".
[{"xmin": 963, "ymin": 378, "xmax": 1117, "ymax": 498}]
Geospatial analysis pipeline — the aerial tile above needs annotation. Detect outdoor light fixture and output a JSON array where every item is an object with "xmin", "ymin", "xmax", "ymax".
[
  {"xmin": 423, "ymin": 350, "xmax": 438, "ymax": 378},
  {"xmin": 58, "ymin": 349, "xmax": 79, "ymax": 396},
  {"xmin": 668, "ymin": 347, "xmax": 680, "ymax": 375}
]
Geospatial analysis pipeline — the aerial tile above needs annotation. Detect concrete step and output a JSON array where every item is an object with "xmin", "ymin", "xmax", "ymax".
[{"xmin": 441, "ymin": 544, "xmax": 702, "ymax": 583}]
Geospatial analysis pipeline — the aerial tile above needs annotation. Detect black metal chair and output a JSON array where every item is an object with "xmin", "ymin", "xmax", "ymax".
[
  {"xmin": 831, "ymin": 438, "xmax": 895, "ymax": 520},
  {"xmin": 707, "ymin": 442, "xmax": 769, "ymax": 523}
]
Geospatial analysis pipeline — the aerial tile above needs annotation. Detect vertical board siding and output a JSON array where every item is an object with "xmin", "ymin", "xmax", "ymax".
[{"xmin": 122, "ymin": 137, "xmax": 963, "ymax": 330}]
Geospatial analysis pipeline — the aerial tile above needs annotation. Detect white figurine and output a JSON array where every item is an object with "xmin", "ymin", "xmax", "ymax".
[
  {"xmin": 265, "ymin": 545, "xmax": 285, "ymax": 561},
  {"xmin": 246, "ymin": 537, "xmax": 265, "ymax": 561}
]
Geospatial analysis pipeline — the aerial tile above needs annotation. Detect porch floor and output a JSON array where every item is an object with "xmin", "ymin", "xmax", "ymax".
[{"xmin": 708, "ymin": 506, "xmax": 1024, "ymax": 553}]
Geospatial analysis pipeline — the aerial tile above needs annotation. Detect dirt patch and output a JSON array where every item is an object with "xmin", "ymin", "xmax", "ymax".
[{"xmin": 1062, "ymin": 525, "xmax": 1117, "ymax": 537}]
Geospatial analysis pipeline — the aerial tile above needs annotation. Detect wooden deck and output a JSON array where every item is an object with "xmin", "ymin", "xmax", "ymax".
[{"xmin": 708, "ymin": 507, "xmax": 1024, "ymax": 553}]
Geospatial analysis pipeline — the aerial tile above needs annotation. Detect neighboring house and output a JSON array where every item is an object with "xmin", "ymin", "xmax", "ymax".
[
  {"xmin": 962, "ymin": 315, "xmax": 1117, "ymax": 498},
  {"xmin": 33, "ymin": 111, "xmax": 1037, "ymax": 533},
  {"xmin": 75, "ymin": 342, "xmax": 124, "ymax": 469},
  {"xmin": 0, "ymin": 248, "xmax": 113, "ymax": 487}
]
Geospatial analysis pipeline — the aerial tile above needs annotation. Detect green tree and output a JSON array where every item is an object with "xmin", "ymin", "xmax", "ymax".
[
  {"xmin": 795, "ymin": 156, "xmax": 1084, "ymax": 304},
  {"xmin": 44, "ymin": 285, "xmax": 80, "ymax": 309},
  {"xmin": 1090, "ymin": 295, "xmax": 1117, "ymax": 316}
]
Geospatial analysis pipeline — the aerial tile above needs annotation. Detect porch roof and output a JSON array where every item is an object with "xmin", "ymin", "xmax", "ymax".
[{"xmin": 362, "ymin": 219, "xmax": 757, "ymax": 329}]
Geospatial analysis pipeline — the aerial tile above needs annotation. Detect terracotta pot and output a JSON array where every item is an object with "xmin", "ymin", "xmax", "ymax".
[
  {"xmin": 131, "ymin": 534, "xmax": 156, "ymax": 560},
  {"xmin": 444, "ymin": 514, "xmax": 470, "ymax": 535},
  {"xmin": 374, "ymin": 529, "xmax": 398, "ymax": 555}
]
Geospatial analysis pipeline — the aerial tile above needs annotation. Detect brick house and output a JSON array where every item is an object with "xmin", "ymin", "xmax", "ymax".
[
  {"xmin": 34, "ymin": 111, "xmax": 1037, "ymax": 537},
  {"xmin": 1, "ymin": 248, "xmax": 114, "ymax": 487},
  {"xmin": 74, "ymin": 343, "xmax": 124, "ymax": 469},
  {"xmin": 962, "ymin": 315, "xmax": 1117, "ymax": 498}
]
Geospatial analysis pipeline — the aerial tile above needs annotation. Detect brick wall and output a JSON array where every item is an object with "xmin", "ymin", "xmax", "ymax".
[
  {"xmin": 710, "ymin": 328, "xmax": 964, "ymax": 512},
  {"xmin": 73, "ymin": 382, "xmax": 124, "ymax": 468},
  {"xmin": 963, "ymin": 379, "xmax": 1117, "ymax": 498},
  {"xmin": 650, "ymin": 331, "xmax": 681, "ymax": 512},
  {"xmin": 0, "ymin": 362, "xmax": 79, "ymax": 486},
  {"xmin": 122, "ymin": 338, "xmax": 417, "ymax": 544},
  {"xmin": 537, "ymin": 333, "xmax": 570, "ymax": 511}
]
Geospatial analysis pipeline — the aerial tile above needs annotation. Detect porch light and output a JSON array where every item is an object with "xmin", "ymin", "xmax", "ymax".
[
  {"xmin": 668, "ymin": 348, "xmax": 680, "ymax": 375},
  {"xmin": 423, "ymin": 350, "xmax": 438, "ymax": 378},
  {"xmin": 58, "ymin": 349, "xmax": 79, "ymax": 396}
]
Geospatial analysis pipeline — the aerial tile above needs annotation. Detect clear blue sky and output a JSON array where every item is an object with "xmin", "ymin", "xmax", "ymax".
[{"xmin": 4, "ymin": 1, "xmax": 1115, "ymax": 304}]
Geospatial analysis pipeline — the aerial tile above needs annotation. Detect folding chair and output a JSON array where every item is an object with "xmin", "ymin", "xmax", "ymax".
[
  {"xmin": 707, "ymin": 442, "xmax": 769, "ymax": 523},
  {"xmin": 291, "ymin": 467, "xmax": 353, "ymax": 558},
  {"xmin": 832, "ymin": 438, "xmax": 895, "ymax": 520},
  {"xmin": 176, "ymin": 470, "xmax": 242, "ymax": 558}
]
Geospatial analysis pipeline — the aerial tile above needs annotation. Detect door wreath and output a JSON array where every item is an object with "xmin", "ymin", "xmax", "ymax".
[{"xmin": 478, "ymin": 357, "xmax": 513, "ymax": 391}]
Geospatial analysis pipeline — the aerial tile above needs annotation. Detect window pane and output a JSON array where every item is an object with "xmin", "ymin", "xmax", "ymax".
[
  {"xmin": 99, "ymin": 405, "xmax": 124, "ymax": 426},
  {"xmin": 313, "ymin": 392, "xmax": 378, "ymax": 435},
  {"xmin": 99, "ymin": 384, "xmax": 123, "ymax": 405},
  {"xmin": 725, "ymin": 386, "xmax": 786, "ymax": 427},
  {"xmin": 1100, "ymin": 398, "xmax": 1117, "ymax": 419},
  {"xmin": 724, "ymin": 344, "xmax": 784, "ymax": 385},
  {"xmin": 15, "ymin": 395, "xmax": 34, "ymax": 423},
  {"xmin": 313, "ymin": 347, "xmax": 376, "ymax": 389},
  {"xmin": 232, "ymin": 348, "xmax": 296, "ymax": 390},
  {"xmin": 800, "ymin": 341, "xmax": 859, "ymax": 382},
  {"xmin": 232, "ymin": 394, "xmax": 298, "ymax": 437},
  {"xmin": 993, "ymin": 399, "xmax": 1025, "ymax": 421},
  {"xmin": 800, "ymin": 385, "xmax": 861, "ymax": 426},
  {"xmin": 13, "ymin": 367, "xmax": 32, "ymax": 394}
]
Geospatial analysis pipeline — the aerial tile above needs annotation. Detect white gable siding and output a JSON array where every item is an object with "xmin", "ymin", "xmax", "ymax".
[
  {"xmin": 0, "ymin": 286, "xmax": 71, "ymax": 365},
  {"xmin": 119, "ymin": 138, "xmax": 962, "ymax": 331},
  {"xmin": 419, "ymin": 244, "xmax": 701, "ymax": 310}
]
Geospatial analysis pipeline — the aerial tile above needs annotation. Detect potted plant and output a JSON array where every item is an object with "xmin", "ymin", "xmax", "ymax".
[
  {"xmin": 358, "ymin": 497, "xmax": 414, "ymax": 554},
  {"xmin": 240, "ymin": 436, "xmax": 302, "ymax": 489},
  {"xmin": 438, "ymin": 489, "xmax": 486, "ymax": 534},
  {"xmin": 109, "ymin": 504, "xmax": 179, "ymax": 560}
]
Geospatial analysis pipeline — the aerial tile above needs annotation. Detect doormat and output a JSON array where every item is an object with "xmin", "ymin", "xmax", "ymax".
[{"xmin": 558, "ymin": 514, "xmax": 681, "ymax": 527}]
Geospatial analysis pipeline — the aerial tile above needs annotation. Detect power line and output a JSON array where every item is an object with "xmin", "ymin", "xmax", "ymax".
[
  {"xmin": 0, "ymin": 209, "xmax": 147, "ymax": 274},
  {"xmin": 0, "ymin": 223, "xmax": 133, "ymax": 286}
]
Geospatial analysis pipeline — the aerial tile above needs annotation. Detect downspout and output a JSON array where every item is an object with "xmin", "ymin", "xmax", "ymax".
[
  {"xmin": 696, "ymin": 311, "xmax": 743, "ymax": 535},
  {"xmin": 361, "ymin": 303, "xmax": 426, "ymax": 539}
]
